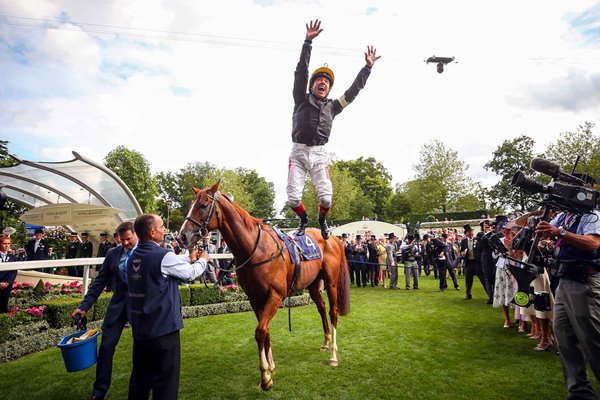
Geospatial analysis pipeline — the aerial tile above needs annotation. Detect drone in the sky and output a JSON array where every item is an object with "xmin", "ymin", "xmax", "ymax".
[{"xmin": 425, "ymin": 56, "xmax": 456, "ymax": 73}]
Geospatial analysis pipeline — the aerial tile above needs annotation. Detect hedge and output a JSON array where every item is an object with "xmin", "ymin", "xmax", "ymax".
[
  {"xmin": 0, "ymin": 293, "xmax": 312, "ymax": 363},
  {"xmin": 189, "ymin": 284, "xmax": 227, "ymax": 305},
  {"xmin": 91, "ymin": 293, "xmax": 112, "ymax": 322},
  {"xmin": 180, "ymin": 286, "xmax": 191, "ymax": 307},
  {"xmin": 34, "ymin": 286, "xmax": 249, "ymax": 330},
  {"xmin": 36, "ymin": 297, "xmax": 82, "ymax": 329}
]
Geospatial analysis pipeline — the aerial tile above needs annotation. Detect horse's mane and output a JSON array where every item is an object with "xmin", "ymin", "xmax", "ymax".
[{"xmin": 219, "ymin": 191, "xmax": 264, "ymax": 230}]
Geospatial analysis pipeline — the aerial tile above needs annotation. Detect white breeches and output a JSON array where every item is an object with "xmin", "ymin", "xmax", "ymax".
[{"xmin": 287, "ymin": 143, "xmax": 332, "ymax": 209}]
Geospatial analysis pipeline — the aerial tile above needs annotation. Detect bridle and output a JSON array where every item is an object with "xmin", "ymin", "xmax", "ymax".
[
  {"xmin": 183, "ymin": 190, "xmax": 284, "ymax": 272},
  {"xmin": 183, "ymin": 191, "xmax": 221, "ymax": 239}
]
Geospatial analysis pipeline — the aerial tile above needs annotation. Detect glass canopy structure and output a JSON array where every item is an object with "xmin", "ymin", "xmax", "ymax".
[{"xmin": 0, "ymin": 151, "xmax": 142, "ymax": 221}]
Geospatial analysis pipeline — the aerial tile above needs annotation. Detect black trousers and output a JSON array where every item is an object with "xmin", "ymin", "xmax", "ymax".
[
  {"xmin": 348, "ymin": 261, "xmax": 355, "ymax": 284},
  {"xmin": 464, "ymin": 259, "xmax": 487, "ymax": 297},
  {"xmin": 129, "ymin": 330, "xmax": 181, "ymax": 400},
  {"xmin": 0, "ymin": 287, "xmax": 11, "ymax": 313},
  {"xmin": 92, "ymin": 308, "xmax": 128, "ymax": 397},
  {"xmin": 437, "ymin": 259, "xmax": 459, "ymax": 290},
  {"xmin": 481, "ymin": 252, "xmax": 496, "ymax": 301}
]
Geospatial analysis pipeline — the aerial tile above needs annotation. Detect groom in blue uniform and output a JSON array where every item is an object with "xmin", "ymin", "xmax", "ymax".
[{"xmin": 126, "ymin": 214, "xmax": 209, "ymax": 400}]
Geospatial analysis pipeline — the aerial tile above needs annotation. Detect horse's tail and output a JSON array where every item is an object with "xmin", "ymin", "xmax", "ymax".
[{"xmin": 337, "ymin": 241, "xmax": 350, "ymax": 316}]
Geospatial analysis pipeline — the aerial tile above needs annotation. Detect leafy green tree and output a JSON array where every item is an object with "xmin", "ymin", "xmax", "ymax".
[
  {"xmin": 483, "ymin": 135, "xmax": 537, "ymax": 212},
  {"xmin": 104, "ymin": 146, "xmax": 159, "ymax": 213},
  {"xmin": 544, "ymin": 122, "xmax": 600, "ymax": 178},
  {"xmin": 412, "ymin": 140, "xmax": 475, "ymax": 213},
  {"xmin": 300, "ymin": 164, "xmax": 373, "ymax": 223},
  {"xmin": 237, "ymin": 169, "xmax": 276, "ymax": 218},
  {"xmin": 157, "ymin": 163, "xmax": 276, "ymax": 230},
  {"xmin": 335, "ymin": 157, "xmax": 392, "ymax": 218},
  {"xmin": 383, "ymin": 186, "xmax": 412, "ymax": 223}
]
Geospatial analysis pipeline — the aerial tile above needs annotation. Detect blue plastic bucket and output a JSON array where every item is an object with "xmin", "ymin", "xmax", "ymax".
[{"xmin": 57, "ymin": 330, "xmax": 101, "ymax": 372}]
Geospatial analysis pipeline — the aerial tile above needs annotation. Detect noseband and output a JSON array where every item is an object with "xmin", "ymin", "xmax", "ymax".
[{"xmin": 184, "ymin": 192, "xmax": 221, "ymax": 239}]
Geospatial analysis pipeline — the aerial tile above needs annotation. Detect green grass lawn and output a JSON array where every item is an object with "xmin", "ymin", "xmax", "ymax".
[{"xmin": 1, "ymin": 273, "xmax": 598, "ymax": 399}]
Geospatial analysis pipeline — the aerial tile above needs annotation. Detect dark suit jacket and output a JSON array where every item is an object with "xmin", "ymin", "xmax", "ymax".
[
  {"xmin": 0, "ymin": 253, "xmax": 18, "ymax": 286},
  {"xmin": 78, "ymin": 246, "xmax": 127, "ymax": 327},
  {"xmin": 25, "ymin": 238, "xmax": 49, "ymax": 261}
]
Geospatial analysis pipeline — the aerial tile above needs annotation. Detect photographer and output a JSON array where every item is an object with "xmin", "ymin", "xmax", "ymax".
[
  {"xmin": 536, "ymin": 203, "xmax": 600, "ymax": 399},
  {"xmin": 400, "ymin": 235, "xmax": 420, "ymax": 290}
]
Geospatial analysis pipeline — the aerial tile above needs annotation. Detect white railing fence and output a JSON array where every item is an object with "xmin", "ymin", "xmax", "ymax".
[{"xmin": 0, "ymin": 253, "xmax": 234, "ymax": 297}]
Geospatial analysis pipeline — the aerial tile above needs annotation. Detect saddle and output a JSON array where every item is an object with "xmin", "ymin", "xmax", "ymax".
[
  {"xmin": 273, "ymin": 227, "xmax": 322, "ymax": 264},
  {"xmin": 273, "ymin": 228, "xmax": 323, "ymax": 293}
]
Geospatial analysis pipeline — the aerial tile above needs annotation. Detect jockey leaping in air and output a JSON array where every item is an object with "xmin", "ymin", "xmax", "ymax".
[{"xmin": 287, "ymin": 19, "xmax": 381, "ymax": 239}]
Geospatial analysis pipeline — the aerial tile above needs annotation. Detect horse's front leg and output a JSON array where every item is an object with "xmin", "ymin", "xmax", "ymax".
[{"xmin": 255, "ymin": 295, "xmax": 283, "ymax": 391}]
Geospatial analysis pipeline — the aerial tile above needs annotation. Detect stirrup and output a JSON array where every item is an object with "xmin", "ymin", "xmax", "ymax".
[
  {"xmin": 297, "ymin": 218, "xmax": 308, "ymax": 236},
  {"xmin": 319, "ymin": 218, "xmax": 330, "ymax": 239}
]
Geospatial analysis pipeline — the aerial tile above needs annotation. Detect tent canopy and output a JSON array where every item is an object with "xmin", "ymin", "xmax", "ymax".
[
  {"xmin": 0, "ymin": 151, "xmax": 142, "ymax": 221},
  {"xmin": 20, "ymin": 203, "xmax": 126, "ymax": 241}
]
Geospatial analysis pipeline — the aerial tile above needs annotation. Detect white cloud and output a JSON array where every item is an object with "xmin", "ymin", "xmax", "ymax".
[{"xmin": 2, "ymin": 0, "xmax": 600, "ymax": 213}]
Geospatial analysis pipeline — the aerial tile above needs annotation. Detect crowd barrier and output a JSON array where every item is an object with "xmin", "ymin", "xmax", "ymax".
[{"xmin": 0, "ymin": 253, "xmax": 234, "ymax": 297}]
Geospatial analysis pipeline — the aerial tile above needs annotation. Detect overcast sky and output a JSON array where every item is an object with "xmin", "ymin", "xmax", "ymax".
[{"xmin": 2, "ymin": 1, "xmax": 600, "ymax": 213}]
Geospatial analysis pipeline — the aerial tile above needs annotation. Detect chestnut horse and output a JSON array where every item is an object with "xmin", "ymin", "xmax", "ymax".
[{"xmin": 177, "ymin": 181, "xmax": 350, "ymax": 390}]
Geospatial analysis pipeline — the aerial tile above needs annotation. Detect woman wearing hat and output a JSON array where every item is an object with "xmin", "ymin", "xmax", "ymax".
[{"xmin": 286, "ymin": 19, "xmax": 380, "ymax": 240}]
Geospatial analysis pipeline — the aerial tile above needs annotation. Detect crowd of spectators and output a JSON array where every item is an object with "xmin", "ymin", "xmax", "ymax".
[{"xmin": 338, "ymin": 215, "xmax": 559, "ymax": 354}]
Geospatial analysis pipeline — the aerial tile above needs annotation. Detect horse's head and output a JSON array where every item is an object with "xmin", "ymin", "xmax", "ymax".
[{"xmin": 177, "ymin": 180, "xmax": 221, "ymax": 250}]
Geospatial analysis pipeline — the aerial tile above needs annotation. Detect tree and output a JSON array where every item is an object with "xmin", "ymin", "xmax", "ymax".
[
  {"xmin": 412, "ymin": 140, "xmax": 475, "ymax": 213},
  {"xmin": 237, "ymin": 169, "xmax": 276, "ymax": 218},
  {"xmin": 155, "ymin": 163, "xmax": 276, "ymax": 230},
  {"xmin": 483, "ymin": 135, "xmax": 538, "ymax": 212},
  {"xmin": 335, "ymin": 157, "xmax": 392, "ymax": 218},
  {"xmin": 545, "ymin": 122, "xmax": 600, "ymax": 178},
  {"xmin": 383, "ymin": 186, "xmax": 412, "ymax": 223},
  {"xmin": 300, "ymin": 163, "xmax": 373, "ymax": 223},
  {"xmin": 104, "ymin": 146, "xmax": 159, "ymax": 213}
]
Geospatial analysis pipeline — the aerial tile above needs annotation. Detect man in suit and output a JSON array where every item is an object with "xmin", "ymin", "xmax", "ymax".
[
  {"xmin": 367, "ymin": 235, "xmax": 379, "ymax": 286},
  {"xmin": 78, "ymin": 232, "xmax": 94, "ymax": 258},
  {"xmin": 460, "ymin": 224, "xmax": 488, "ymax": 300},
  {"xmin": 352, "ymin": 235, "xmax": 368, "ymax": 287},
  {"xmin": 434, "ymin": 233, "xmax": 460, "ymax": 292},
  {"xmin": 66, "ymin": 232, "xmax": 80, "ymax": 276},
  {"xmin": 25, "ymin": 229, "xmax": 49, "ymax": 261},
  {"xmin": 480, "ymin": 217, "xmax": 507, "ymax": 304},
  {"xmin": 71, "ymin": 222, "xmax": 138, "ymax": 400},
  {"xmin": 96, "ymin": 232, "xmax": 112, "ymax": 258},
  {"xmin": 126, "ymin": 214, "xmax": 209, "ymax": 399},
  {"xmin": 0, "ymin": 234, "xmax": 17, "ymax": 313}
]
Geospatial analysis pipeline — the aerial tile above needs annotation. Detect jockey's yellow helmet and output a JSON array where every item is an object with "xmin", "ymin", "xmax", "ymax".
[{"xmin": 310, "ymin": 64, "xmax": 334, "ymax": 89}]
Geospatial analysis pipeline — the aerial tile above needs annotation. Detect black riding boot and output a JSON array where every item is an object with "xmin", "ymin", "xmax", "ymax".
[
  {"xmin": 318, "ymin": 213, "xmax": 330, "ymax": 239},
  {"xmin": 296, "ymin": 212, "xmax": 309, "ymax": 236}
]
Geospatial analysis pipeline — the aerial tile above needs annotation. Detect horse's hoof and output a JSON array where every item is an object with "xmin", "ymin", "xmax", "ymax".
[
  {"xmin": 261, "ymin": 378, "xmax": 273, "ymax": 391},
  {"xmin": 320, "ymin": 345, "xmax": 329, "ymax": 352},
  {"xmin": 329, "ymin": 359, "xmax": 338, "ymax": 367}
]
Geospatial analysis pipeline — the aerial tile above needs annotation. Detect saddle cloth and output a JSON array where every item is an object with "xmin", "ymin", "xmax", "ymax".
[{"xmin": 273, "ymin": 227, "xmax": 322, "ymax": 265}]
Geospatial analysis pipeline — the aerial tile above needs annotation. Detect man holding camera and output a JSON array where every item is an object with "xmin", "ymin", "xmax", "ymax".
[
  {"xmin": 400, "ymin": 234, "xmax": 420, "ymax": 290},
  {"xmin": 537, "ymin": 207, "xmax": 600, "ymax": 399}
]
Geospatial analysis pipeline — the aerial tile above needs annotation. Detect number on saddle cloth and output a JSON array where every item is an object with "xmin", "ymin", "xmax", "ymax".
[{"xmin": 273, "ymin": 228, "xmax": 322, "ymax": 264}]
